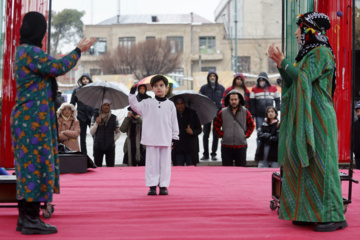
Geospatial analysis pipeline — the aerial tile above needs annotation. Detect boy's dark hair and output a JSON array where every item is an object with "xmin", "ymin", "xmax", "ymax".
[{"xmin": 150, "ymin": 75, "xmax": 168, "ymax": 87}]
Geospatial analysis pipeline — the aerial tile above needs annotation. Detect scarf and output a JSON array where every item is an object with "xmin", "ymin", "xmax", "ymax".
[
  {"xmin": 295, "ymin": 12, "xmax": 336, "ymax": 97},
  {"xmin": 99, "ymin": 111, "xmax": 112, "ymax": 126}
]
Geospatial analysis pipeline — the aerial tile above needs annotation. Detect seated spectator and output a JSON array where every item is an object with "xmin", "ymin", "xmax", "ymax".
[
  {"xmin": 255, "ymin": 106, "xmax": 280, "ymax": 168},
  {"xmin": 57, "ymin": 103, "xmax": 80, "ymax": 151},
  {"xmin": 90, "ymin": 99, "xmax": 121, "ymax": 167},
  {"xmin": 172, "ymin": 96, "xmax": 202, "ymax": 166},
  {"xmin": 120, "ymin": 107, "xmax": 146, "ymax": 166}
]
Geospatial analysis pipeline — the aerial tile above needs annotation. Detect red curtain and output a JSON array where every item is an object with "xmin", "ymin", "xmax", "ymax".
[{"xmin": 0, "ymin": 0, "xmax": 49, "ymax": 168}]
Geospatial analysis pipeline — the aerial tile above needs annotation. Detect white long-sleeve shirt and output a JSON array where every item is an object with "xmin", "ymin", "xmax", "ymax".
[{"xmin": 129, "ymin": 93, "xmax": 179, "ymax": 146}]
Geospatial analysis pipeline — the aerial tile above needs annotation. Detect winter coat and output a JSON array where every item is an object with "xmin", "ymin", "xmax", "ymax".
[
  {"xmin": 11, "ymin": 45, "xmax": 80, "ymax": 202},
  {"xmin": 70, "ymin": 73, "xmax": 98, "ymax": 123},
  {"xmin": 354, "ymin": 118, "xmax": 360, "ymax": 156},
  {"xmin": 199, "ymin": 70, "xmax": 225, "ymax": 110},
  {"xmin": 173, "ymin": 108, "xmax": 202, "ymax": 165},
  {"xmin": 250, "ymin": 72, "xmax": 281, "ymax": 118},
  {"xmin": 221, "ymin": 73, "xmax": 250, "ymax": 110},
  {"xmin": 120, "ymin": 116, "xmax": 146, "ymax": 165},
  {"xmin": 58, "ymin": 116, "xmax": 80, "ymax": 151},
  {"xmin": 255, "ymin": 120, "xmax": 279, "ymax": 162}
]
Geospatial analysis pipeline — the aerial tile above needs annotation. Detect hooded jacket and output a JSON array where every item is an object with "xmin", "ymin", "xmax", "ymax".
[
  {"xmin": 221, "ymin": 73, "xmax": 250, "ymax": 110},
  {"xmin": 249, "ymin": 72, "xmax": 281, "ymax": 118},
  {"xmin": 199, "ymin": 70, "xmax": 225, "ymax": 110},
  {"xmin": 70, "ymin": 73, "xmax": 98, "ymax": 122},
  {"xmin": 57, "ymin": 103, "xmax": 80, "ymax": 151}
]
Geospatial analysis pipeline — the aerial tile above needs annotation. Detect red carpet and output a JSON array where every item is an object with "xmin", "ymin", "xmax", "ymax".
[{"xmin": 1, "ymin": 167, "xmax": 359, "ymax": 239}]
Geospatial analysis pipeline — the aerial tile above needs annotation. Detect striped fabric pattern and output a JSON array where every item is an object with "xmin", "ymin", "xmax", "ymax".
[{"xmin": 277, "ymin": 46, "xmax": 345, "ymax": 222}]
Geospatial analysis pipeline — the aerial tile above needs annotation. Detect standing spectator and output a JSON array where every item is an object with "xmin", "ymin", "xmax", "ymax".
[
  {"xmin": 250, "ymin": 72, "xmax": 280, "ymax": 129},
  {"xmin": 120, "ymin": 108, "xmax": 146, "ymax": 166},
  {"xmin": 173, "ymin": 96, "xmax": 202, "ymax": 166},
  {"xmin": 129, "ymin": 75, "xmax": 179, "ymax": 196},
  {"xmin": 90, "ymin": 99, "xmax": 121, "ymax": 167},
  {"xmin": 221, "ymin": 73, "xmax": 250, "ymax": 110},
  {"xmin": 137, "ymin": 84, "xmax": 151, "ymax": 101},
  {"xmin": 268, "ymin": 12, "xmax": 347, "ymax": 231},
  {"xmin": 70, "ymin": 73, "xmax": 98, "ymax": 154},
  {"xmin": 214, "ymin": 90, "xmax": 255, "ymax": 166},
  {"xmin": 354, "ymin": 102, "xmax": 360, "ymax": 169},
  {"xmin": 255, "ymin": 106, "xmax": 280, "ymax": 168},
  {"xmin": 10, "ymin": 11, "xmax": 95, "ymax": 235},
  {"xmin": 199, "ymin": 70, "xmax": 225, "ymax": 160},
  {"xmin": 57, "ymin": 103, "xmax": 80, "ymax": 151}
]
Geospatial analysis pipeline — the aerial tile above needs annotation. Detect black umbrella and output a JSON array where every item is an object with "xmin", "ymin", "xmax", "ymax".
[
  {"xmin": 76, "ymin": 82, "xmax": 129, "ymax": 109},
  {"xmin": 169, "ymin": 92, "xmax": 218, "ymax": 125}
]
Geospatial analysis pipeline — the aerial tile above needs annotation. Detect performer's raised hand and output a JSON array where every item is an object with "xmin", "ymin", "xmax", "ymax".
[
  {"xmin": 268, "ymin": 43, "xmax": 285, "ymax": 68},
  {"xmin": 77, "ymin": 37, "xmax": 96, "ymax": 52}
]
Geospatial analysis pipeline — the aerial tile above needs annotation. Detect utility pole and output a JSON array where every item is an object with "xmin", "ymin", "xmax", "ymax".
[{"xmin": 234, "ymin": 0, "xmax": 238, "ymax": 74}]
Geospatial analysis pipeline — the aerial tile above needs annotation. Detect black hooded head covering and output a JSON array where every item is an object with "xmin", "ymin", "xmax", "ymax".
[
  {"xmin": 137, "ymin": 84, "xmax": 151, "ymax": 101},
  {"xmin": 295, "ymin": 12, "xmax": 336, "ymax": 98},
  {"xmin": 20, "ymin": 12, "xmax": 47, "ymax": 48}
]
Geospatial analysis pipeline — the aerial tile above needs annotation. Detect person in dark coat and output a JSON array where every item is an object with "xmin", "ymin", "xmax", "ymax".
[
  {"xmin": 172, "ymin": 96, "xmax": 202, "ymax": 166},
  {"xmin": 353, "ymin": 102, "xmax": 360, "ymax": 169},
  {"xmin": 255, "ymin": 106, "xmax": 280, "ymax": 168},
  {"xmin": 249, "ymin": 72, "xmax": 281, "ymax": 128},
  {"xmin": 137, "ymin": 84, "xmax": 151, "ymax": 101},
  {"xmin": 199, "ymin": 70, "xmax": 225, "ymax": 160},
  {"xmin": 90, "ymin": 99, "xmax": 121, "ymax": 167},
  {"xmin": 70, "ymin": 73, "xmax": 98, "ymax": 154}
]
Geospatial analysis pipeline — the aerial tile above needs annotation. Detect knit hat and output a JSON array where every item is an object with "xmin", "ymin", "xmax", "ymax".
[
  {"xmin": 355, "ymin": 102, "xmax": 360, "ymax": 110},
  {"xmin": 102, "ymin": 98, "xmax": 111, "ymax": 106}
]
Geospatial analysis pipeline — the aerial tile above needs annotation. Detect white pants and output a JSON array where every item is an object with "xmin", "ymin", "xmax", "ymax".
[{"xmin": 145, "ymin": 146, "xmax": 172, "ymax": 187}]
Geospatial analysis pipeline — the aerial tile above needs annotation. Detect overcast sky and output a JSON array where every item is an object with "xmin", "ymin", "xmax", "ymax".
[{"xmin": 52, "ymin": 0, "xmax": 222, "ymax": 24}]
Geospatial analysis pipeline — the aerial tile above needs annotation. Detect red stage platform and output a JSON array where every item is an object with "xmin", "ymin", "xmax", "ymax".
[{"xmin": 0, "ymin": 167, "xmax": 359, "ymax": 239}]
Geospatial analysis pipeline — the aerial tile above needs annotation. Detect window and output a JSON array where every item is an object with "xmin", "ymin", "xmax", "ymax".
[
  {"xmin": 119, "ymin": 37, "xmax": 135, "ymax": 48},
  {"xmin": 167, "ymin": 37, "xmax": 183, "ymax": 53},
  {"xmin": 90, "ymin": 68, "xmax": 101, "ymax": 76},
  {"xmin": 201, "ymin": 67, "xmax": 216, "ymax": 72},
  {"xmin": 146, "ymin": 36, "xmax": 155, "ymax": 40},
  {"xmin": 199, "ymin": 36, "xmax": 216, "ymax": 54},
  {"xmin": 167, "ymin": 68, "xmax": 184, "ymax": 85},
  {"xmin": 237, "ymin": 56, "xmax": 251, "ymax": 73},
  {"xmin": 89, "ymin": 38, "xmax": 107, "ymax": 55},
  {"xmin": 268, "ymin": 59, "xmax": 278, "ymax": 73}
]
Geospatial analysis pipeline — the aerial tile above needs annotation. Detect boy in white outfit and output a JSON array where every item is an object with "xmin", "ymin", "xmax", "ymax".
[{"xmin": 129, "ymin": 75, "xmax": 179, "ymax": 195}]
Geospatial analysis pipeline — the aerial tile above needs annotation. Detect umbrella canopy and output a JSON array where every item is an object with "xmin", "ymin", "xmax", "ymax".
[
  {"xmin": 169, "ymin": 92, "xmax": 218, "ymax": 125},
  {"xmin": 138, "ymin": 75, "xmax": 180, "ymax": 90},
  {"xmin": 76, "ymin": 82, "xmax": 129, "ymax": 110}
]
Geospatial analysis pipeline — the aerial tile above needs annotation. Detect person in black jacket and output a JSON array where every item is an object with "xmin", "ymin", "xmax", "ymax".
[
  {"xmin": 353, "ymin": 102, "xmax": 360, "ymax": 169},
  {"xmin": 255, "ymin": 106, "xmax": 280, "ymax": 168},
  {"xmin": 172, "ymin": 96, "xmax": 202, "ymax": 166},
  {"xmin": 90, "ymin": 99, "xmax": 121, "ymax": 167},
  {"xmin": 70, "ymin": 73, "xmax": 98, "ymax": 154},
  {"xmin": 199, "ymin": 70, "xmax": 225, "ymax": 161}
]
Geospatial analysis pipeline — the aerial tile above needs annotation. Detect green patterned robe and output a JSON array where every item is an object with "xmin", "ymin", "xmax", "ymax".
[
  {"xmin": 278, "ymin": 46, "xmax": 345, "ymax": 222},
  {"xmin": 11, "ymin": 45, "xmax": 79, "ymax": 202}
]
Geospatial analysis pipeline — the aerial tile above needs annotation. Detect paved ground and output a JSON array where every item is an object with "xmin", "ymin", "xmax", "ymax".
[{"xmin": 85, "ymin": 125, "xmax": 258, "ymax": 166}]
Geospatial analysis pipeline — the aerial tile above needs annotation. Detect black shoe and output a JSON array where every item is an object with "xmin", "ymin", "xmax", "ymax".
[
  {"xmin": 211, "ymin": 156, "xmax": 217, "ymax": 161},
  {"xmin": 200, "ymin": 156, "xmax": 209, "ymax": 160},
  {"xmin": 292, "ymin": 221, "xmax": 315, "ymax": 226},
  {"xmin": 147, "ymin": 186, "xmax": 157, "ymax": 195},
  {"xmin": 313, "ymin": 221, "xmax": 348, "ymax": 232},
  {"xmin": 159, "ymin": 187, "xmax": 168, "ymax": 195},
  {"xmin": 21, "ymin": 212, "xmax": 57, "ymax": 235},
  {"xmin": 16, "ymin": 200, "xmax": 24, "ymax": 231}
]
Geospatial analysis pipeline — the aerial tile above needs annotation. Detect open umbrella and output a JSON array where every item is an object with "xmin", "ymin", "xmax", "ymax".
[
  {"xmin": 76, "ymin": 82, "xmax": 129, "ymax": 109},
  {"xmin": 138, "ymin": 75, "xmax": 180, "ymax": 89},
  {"xmin": 169, "ymin": 92, "xmax": 218, "ymax": 125}
]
